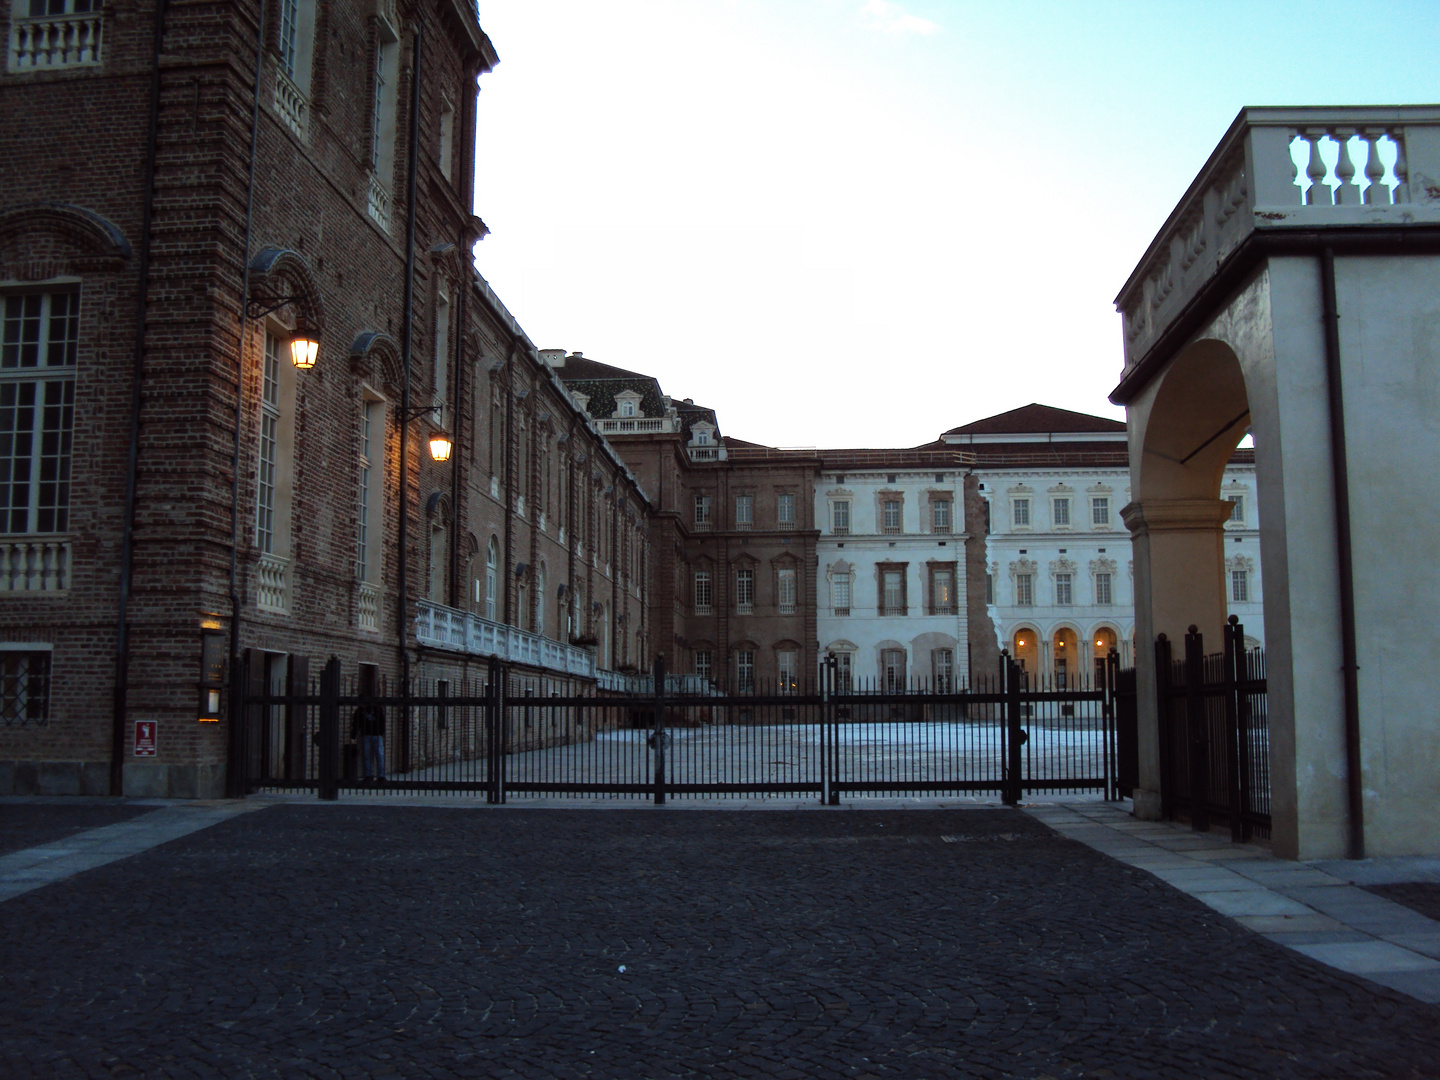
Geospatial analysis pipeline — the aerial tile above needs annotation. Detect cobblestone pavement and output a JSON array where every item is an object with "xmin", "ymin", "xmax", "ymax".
[
  {"xmin": 0, "ymin": 800, "xmax": 157, "ymax": 856},
  {"xmin": 3, "ymin": 805, "xmax": 1440, "ymax": 1079}
]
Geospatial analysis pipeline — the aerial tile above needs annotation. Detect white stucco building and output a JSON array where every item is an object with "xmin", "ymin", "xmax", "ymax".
[
  {"xmin": 814, "ymin": 452, "xmax": 978, "ymax": 691},
  {"xmin": 940, "ymin": 405, "xmax": 1262, "ymax": 684}
]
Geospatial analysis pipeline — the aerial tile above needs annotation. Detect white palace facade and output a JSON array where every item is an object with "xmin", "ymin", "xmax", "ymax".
[{"xmin": 940, "ymin": 405, "xmax": 1263, "ymax": 684}]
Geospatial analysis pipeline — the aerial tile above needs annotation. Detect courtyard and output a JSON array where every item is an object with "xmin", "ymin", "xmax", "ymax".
[{"xmin": 2, "ymin": 801, "xmax": 1438, "ymax": 1078}]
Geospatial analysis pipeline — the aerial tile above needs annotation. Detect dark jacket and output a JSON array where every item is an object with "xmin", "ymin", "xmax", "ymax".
[{"xmin": 351, "ymin": 702, "xmax": 386, "ymax": 739}]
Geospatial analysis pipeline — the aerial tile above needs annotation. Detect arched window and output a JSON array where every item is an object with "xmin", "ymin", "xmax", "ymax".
[{"xmin": 485, "ymin": 536, "xmax": 498, "ymax": 621}]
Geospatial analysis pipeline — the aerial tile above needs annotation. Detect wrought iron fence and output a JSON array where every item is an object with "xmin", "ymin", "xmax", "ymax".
[
  {"xmin": 1156, "ymin": 617, "xmax": 1271, "ymax": 840},
  {"xmin": 233, "ymin": 652, "xmax": 1123, "ymax": 804}
]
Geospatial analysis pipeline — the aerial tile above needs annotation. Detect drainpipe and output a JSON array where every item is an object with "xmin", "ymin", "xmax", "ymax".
[
  {"xmin": 448, "ymin": 256, "xmax": 463, "ymax": 609},
  {"xmin": 565, "ymin": 423, "xmax": 576, "ymax": 639},
  {"xmin": 1320, "ymin": 246, "xmax": 1364, "ymax": 860},
  {"xmin": 397, "ymin": 24, "xmax": 422, "ymax": 689},
  {"xmin": 111, "ymin": 0, "xmax": 172, "ymax": 797},
  {"xmin": 219, "ymin": 0, "xmax": 268, "ymax": 800},
  {"xmin": 502, "ymin": 342, "xmax": 516, "ymax": 624}
]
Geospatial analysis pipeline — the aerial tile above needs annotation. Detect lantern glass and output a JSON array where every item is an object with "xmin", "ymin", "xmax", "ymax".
[
  {"xmin": 428, "ymin": 429, "xmax": 454, "ymax": 462},
  {"xmin": 289, "ymin": 332, "xmax": 320, "ymax": 369}
]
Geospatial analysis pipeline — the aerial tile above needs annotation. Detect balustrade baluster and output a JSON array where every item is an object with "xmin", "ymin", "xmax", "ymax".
[
  {"xmin": 1304, "ymin": 132, "xmax": 1331, "ymax": 205},
  {"xmin": 1362, "ymin": 131, "xmax": 1389, "ymax": 205},
  {"xmin": 1333, "ymin": 129, "xmax": 1362, "ymax": 204},
  {"xmin": 1392, "ymin": 131, "xmax": 1410, "ymax": 203}
]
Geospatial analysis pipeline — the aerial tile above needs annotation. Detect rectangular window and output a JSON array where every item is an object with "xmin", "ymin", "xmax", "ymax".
[
  {"xmin": 1232, "ymin": 569, "xmax": 1249, "ymax": 603},
  {"xmin": 1013, "ymin": 498, "xmax": 1030, "ymax": 528},
  {"xmin": 256, "ymin": 334, "xmax": 281, "ymax": 553},
  {"xmin": 735, "ymin": 567, "xmax": 754, "ymax": 614},
  {"xmin": 1092, "ymin": 496, "xmax": 1111, "ymax": 526},
  {"xmin": 694, "ymin": 570, "xmax": 712, "ymax": 614},
  {"xmin": 930, "ymin": 567, "xmax": 954, "ymax": 614},
  {"xmin": 833, "ymin": 575, "xmax": 851, "ymax": 617},
  {"xmin": 777, "ymin": 492, "xmax": 795, "ymax": 530},
  {"xmin": 694, "ymin": 494, "xmax": 711, "ymax": 530},
  {"xmin": 356, "ymin": 400, "xmax": 382, "ymax": 581},
  {"xmin": 832, "ymin": 499, "xmax": 850, "ymax": 535},
  {"xmin": 695, "ymin": 649, "xmax": 712, "ymax": 682},
  {"xmin": 835, "ymin": 651, "xmax": 853, "ymax": 692},
  {"xmin": 777, "ymin": 567, "xmax": 796, "ymax": 614},
  {"xmin": 1228, "ymin": 495, "xmax": 1245, "ymax": 523},
  {"xmin": 1053, "ymin": 497, "xmax": 1070, "ymax": 527},
  {"xmin": 986, "ymin": 573, "xmax": 994, "ymax": 605},
  {"xmin": 736, "ymin": 649, "xmax": 754, "ymax": 693},
  {"xmin": 882, "ymin": 499, "xmax": 902, "ymax": 534},
  {"xmin": 279, "ymin": 0, "xmax": 300, "ymax": 76},
  {"xmin": 0, "ymin": 648, "xmax": 51, "ymax": 726},
  {"xmin": 983, "ymin": 500, "xmax": 991, "ymax": 533},
  {"xmin": 932, "ymin": 499, "xmax": 951, "ymax": 533},
  {"xmin": 1016, "ymin": 573, "xmax": 1034, "ymax": 606},
  {"xmin": 882, "ymin": 569, "xmax": 905, "ymax": 616},
  {"xmin": 434, "ymin": 288, "xmax": 450, "ymax": 423},
  {"xmin": 882, "ymin": 648, "xmax": 905, "ymax": 692},
  {"xmin": 777, "ymin": 650, "xmax": 797, "ymax": 694},
  {"xmin": 735, "ymin": 493, "xmax": 753, "ymax": 530},
  {"xmin": 1095, "ymin": 572, "xmax": 1113, "ymax": 606},
  {"xmin": 1, "ymin": 292, "xmax": 77, "ymax": 537},
  {"xmin": 932, "ymin": 648, "xmax": 953, "ymax": 693},
  {"xmin": 438, "ymin": 101, "xmax": 455, "ymax": 181},
  {"xmin": 1055, "ymin": 572, "xmax": 1073, "ymax": 605}
]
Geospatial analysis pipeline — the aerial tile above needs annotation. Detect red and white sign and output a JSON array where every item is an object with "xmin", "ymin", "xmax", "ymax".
[{"xmin": 133, "ymin": 721, "xmax": 157, "ymax": 757}]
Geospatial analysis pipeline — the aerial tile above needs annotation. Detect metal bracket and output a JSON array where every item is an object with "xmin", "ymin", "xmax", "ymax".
[{"xmin": 245, "ymin": 293, "xmax": 309, "ymax": 321}]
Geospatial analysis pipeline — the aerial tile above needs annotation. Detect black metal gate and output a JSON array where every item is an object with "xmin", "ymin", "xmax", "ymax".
[
  {"xmin": 235, "ymin": 652, "xmax": 1123, "ymax": 803},
  {"xmin": 1156, "ymin": 617, "xmax": 1271, "ymax": 839}
]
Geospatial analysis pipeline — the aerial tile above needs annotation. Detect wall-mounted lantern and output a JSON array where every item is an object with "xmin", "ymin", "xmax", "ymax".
[
  {"xmin": 198, "ymin": 630, "xmax": 226, "ymax": 721},
  {"xmin": 427, "ymin": 427, "xmax": 454, "ymax": 462},
  {"xmin": 288, "ymin": 313, "xmax": 321, "ymax": 370}
]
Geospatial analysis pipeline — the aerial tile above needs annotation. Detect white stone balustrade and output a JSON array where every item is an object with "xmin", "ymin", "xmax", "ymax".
[
  {"xmin": 1117, "ymin": 106, "xmax": 1440, "ymax": 372},
  {"xmin": 0, "ymin": 538, "xmax": 70, "ymax": 592},
  {"xmin": 256, "ymin": 553, "xmax": 289, "ymax": 612},
  {"xmin": 688, "ymin": 445, "xmax": 726, "ymax": 462},
  {"xmin": 415, "ymin": 600, "xmax": 597, "ymax": 677},
  {"xmin": 357, "ymin": 582, "xmax": 380, "ymax": 631},
  {"xmin": 9, "ymin": 13, "xmax": 103, "ymax": 70},
  {"xmin": 273, "ymin": 67, "xmax": 307, "ymax": 137},
  {"xmin": 367, "ymin": 173, "xmax": 391, "ymax": 230},
  {"xmin": 595, "ymin": 417, "xmax": 680, "ymax": 435}
]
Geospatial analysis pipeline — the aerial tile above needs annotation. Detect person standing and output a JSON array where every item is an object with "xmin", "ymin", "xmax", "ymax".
[{"xmin": 352, "ymin": 689, "xmax": 387, "ymax": 782}]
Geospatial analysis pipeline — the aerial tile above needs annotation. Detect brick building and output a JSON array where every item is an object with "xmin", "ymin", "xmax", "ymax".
[{"xmin": 0, "ymin": 0, "xmax": 652, "ymax": 797}]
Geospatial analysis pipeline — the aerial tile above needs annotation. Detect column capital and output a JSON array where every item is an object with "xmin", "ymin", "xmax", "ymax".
[{"xmin": 1121, "ymin": 498, "xmax": 1233, "ymax": 537}]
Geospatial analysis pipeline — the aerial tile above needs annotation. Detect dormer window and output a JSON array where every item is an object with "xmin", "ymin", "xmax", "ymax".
[
  {"xmin": 620, "ymin": 400, "xmax": 636, "ymax": 417},
  {"xmin": 694, "ymin": 430, "xmax": 709, "ymax": 445},
  {"xmin": 612, "ymin": 389, "xmax": 643, "ymax": 419}
]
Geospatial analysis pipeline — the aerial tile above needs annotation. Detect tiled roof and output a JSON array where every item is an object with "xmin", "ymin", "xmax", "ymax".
[
  {"xmin": 944, "ymin": 403, "xmax": 1127, "ymax": 437},
  {"xmin": 550, "ymin": 353, "xmax": 651, "ymax": 382}
]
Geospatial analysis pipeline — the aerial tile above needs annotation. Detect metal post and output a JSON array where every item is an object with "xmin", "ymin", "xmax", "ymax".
[
  {"xmin": 1184, "ymin": 626, "xmax": 1209, "ymax": 833},
  {"xmin": 1223, "ymin": 616, "xmax": 1243, "ymax": 842},
  {"xmin": 652, "ymin": 653, "xmax": 667, "ymax": 805},
  {"xmin": 820, "ymin": 654, "xmax": 832, "ymax": 805},
  {"xmin": 1154, "ymin": 634, "xmax": 1174, "ymax": 820},
  {"xmin": 318, "ymin": 656, "xmax": 340, "ymax": 801},
  {"xmin": 496, "ymin": 662, "xmax": 508, "ymax": 804},
  {"xmin": 1232, "ymin": 618, "xmax": 1255, "ymax": 843},
  {"xmin": 1005, "ymin": 655, "xmax": 1023, "ymax": 805},
  {"xmin": 1104, "ymin": 649, "xmax": 1118, "ymax": 801}
]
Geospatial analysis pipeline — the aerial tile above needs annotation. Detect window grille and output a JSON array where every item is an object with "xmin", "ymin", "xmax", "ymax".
[
  {"xmin": 694, "ymin": 494, "xmax": 711, "ymax": 531},
  {"xmin": 832, "ymin": 500, "xmax": 849, "ymax": 535},
  {"xmin": 1095, "ymin": 572, "xmax": 1113, "ymax": 606},
  {"xmin": 1053, "ymin": 498, "xmax": 1070, "ymax": 526},
  {"xmin": 694, "ymin": 570, "xmax": 712, "ymax": 614},
  {"xmin": 833, "ymin": 575, "xmax": 850, "ymax": 617},
  {"xmin": 1227, "ymin": 495, "xmax": 1245, "ymax": 522},
  {"xmin": 1012, "ymin": 498, "xmax": 1030, "ymax": 527},
  {"xmin": 931, "ymin": 568, "xmax": 954, "ymax": 614},
  {"xmin": 0, "ymin": 650, "xmax": 50, "ymax": 726},
  {"xmin": 882, "ymin": 570, "xmax": 904, "ymax": 615},
  {"xmin": 932, "ymin": 648, "xmax": 953, "ymax": 693},
  {"xmin": 1091, "ymin": 496, "xmax": 1111, "ymax": 526},
  {"xmin": 255, "ymin": 335, "xmax": 281, "ymax": 553},
  {"xmin": 1231, "ymin": 569, "xmax": 1249, "ymax": 603},
  {"xmin": 735, "ymin": 494, "xmax": 753, "ymax": 530},
  {"xmin": 279, "ymin": 0, "xmax": 300, "ymax": 76},
  {"xmin": 882, "ymin": 648, "xmax": 905, "ymax": 692},
  {"xmin": 695, "ymin": 650, "xmax": 712, "ymax": 682},
  {"xmin": 735, "ymin": 650, "xmax": 754, "ymax": 693},
  {"xmin": 777, "ymin": 650, "xmax": 797, "ymax": 693}
]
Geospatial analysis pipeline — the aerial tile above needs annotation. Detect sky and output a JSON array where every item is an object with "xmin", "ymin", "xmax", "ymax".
[{"xmin": 469, "ymin": 1, "xmax": 1439, "ymax": 449}]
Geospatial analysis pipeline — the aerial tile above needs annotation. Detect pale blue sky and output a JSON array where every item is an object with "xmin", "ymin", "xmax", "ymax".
[{"xmin": 471, "ymin": 1, "xmax": 1438, "ymax": 447}]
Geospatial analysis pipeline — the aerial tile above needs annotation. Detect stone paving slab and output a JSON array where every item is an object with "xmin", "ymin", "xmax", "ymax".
[
  {"xmin": 0, "ymin": 800, "xmax": 160, "ymax": 856},
  {"xmin": 1, "ymin": 804, "xmax": 1439, "ymax": 1079},
  {"xmin": 1026, "ymin": 802, "xmax": 1440, "ymax": 1009}
]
